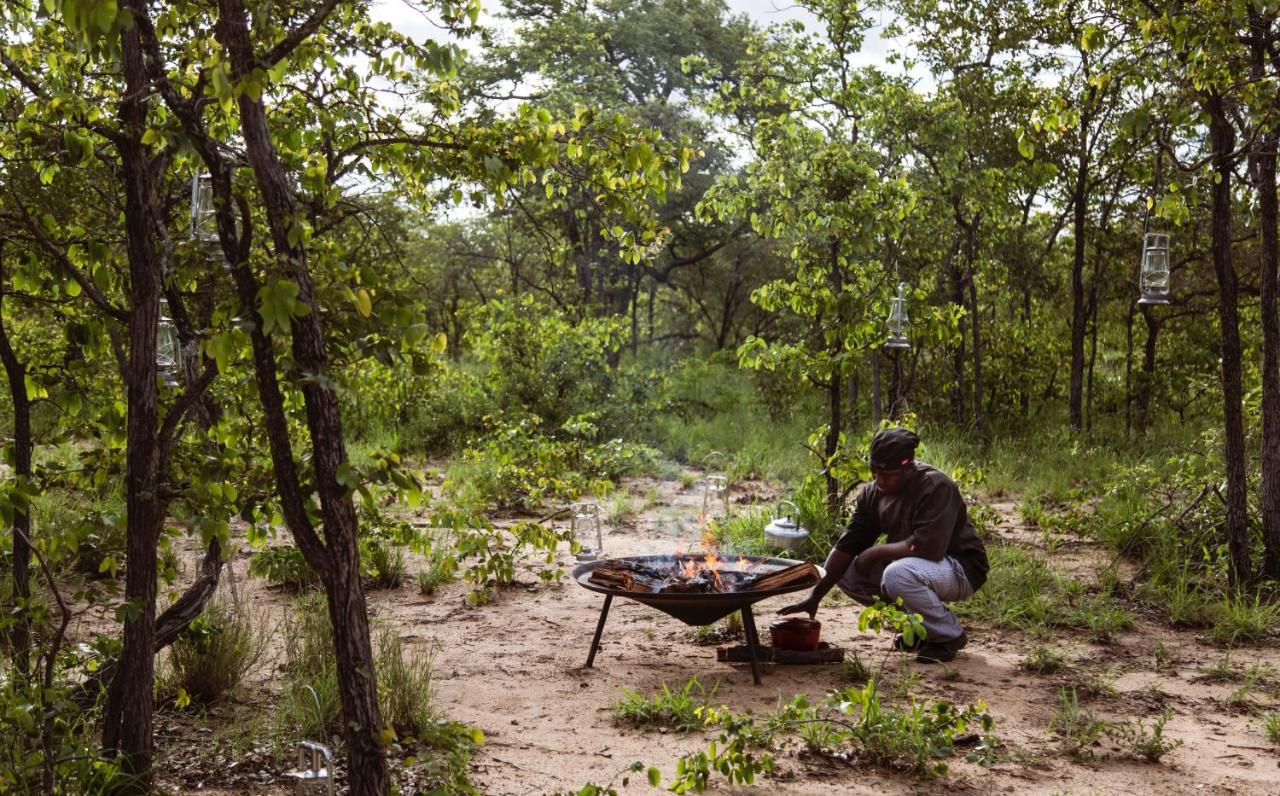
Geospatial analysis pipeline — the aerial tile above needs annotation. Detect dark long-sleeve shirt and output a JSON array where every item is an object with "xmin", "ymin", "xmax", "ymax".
[{"xmin": 834, "ymin": 463, "xmax": 989, "ymax": 591}]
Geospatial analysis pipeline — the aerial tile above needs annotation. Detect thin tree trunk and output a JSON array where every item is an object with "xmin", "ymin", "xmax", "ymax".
[
  {"xmin": 101, "ymin": 20, "xmax": 164, "ymax": 789},
  {"xmin": 1250, "ymin": 9, "xmax": 1280, "ymax": 580},
  {"xmin": 1259, "ymin": 127, "xmax": 1280, "ymax": 580},
  {"xmin": 1206, "ymin": 95, "xmax": 1251, "ymax": 588},
  {"xmin": 965, "ymin": 219, "xmax": 984, "ymax": 434},
  {"xmin": 1069, "ymin": 148, "xmax": 1089, "ymax": 431},
  {"xmin": 870, "ymin": 349, "xmax": 882, "ymax": 427},
  {"xmin": 0, "ymin": 250, "xmax": 32, "ymax": 679},
  {"xmin": 825, "ymin": 237, "xmax": 842, "ymax": 515},
  {"xmin": 1136, "ymin": 303, "xmax": 1159, "ymax": 432},
  {"xmin": 1124, "ymin": 299, "xmax": 1135, "ymax": 439},
  {"xmin": 951, "ymin": 258, "xmax": 967, "ymax": 424},
  {"xmin": 1086, "ymin": 287, "xmax": 1099, "ymax": 433},
  {"xmin": 215, "ymin": 2, "xmax": 389, "ymax": 788}
]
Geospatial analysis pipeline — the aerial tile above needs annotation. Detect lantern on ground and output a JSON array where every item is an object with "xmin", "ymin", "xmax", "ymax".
[
  {"xmin": 572, "ymin": 501, "xmax": 603, "ymax": 562},
  {"xmin": 885, "ymin": 282, "xmax": 910, "ymax": 350},
  {"xmin": 1138, "ymin": 232, "xmax": 1171, "ymax": 306},
  {"xmin": 287, "ymin": 741, "xmax": 334, "ymax": 796},
  {"xmin": 156, "ymin": 298, "xmax": 181, "ymax": 387},
  {"xmin": 190, "ymin": 173, "xmax": 217, "ymax": 243},
  {"xmin": 701, "ymin": 474, "xmax": 728, "ymax": 522}
]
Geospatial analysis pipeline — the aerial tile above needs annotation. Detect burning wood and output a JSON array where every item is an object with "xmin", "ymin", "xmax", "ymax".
[{"xmin": 587, "ymin": 556, "xmax": 818, "ymax": 595}]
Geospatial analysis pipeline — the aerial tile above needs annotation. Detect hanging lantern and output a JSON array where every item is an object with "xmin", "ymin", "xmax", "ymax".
[
  {"xmin": 190, "ymin": 173, "xmax": 218, "ymax": 243},
  {"xmin": 885, "ymin": 281, "xmax": 911, "ymax": 350},
  {"xmin": 571, "ymin": 501, "xmax": 604, "ymax": 562},
  {"xmin": 1138, "ymin": 232, "xmax": 1171, "ymax": 306},
  {"xmin": 157, "ymin": 298, "xmax": 182, "ymax": 387}
]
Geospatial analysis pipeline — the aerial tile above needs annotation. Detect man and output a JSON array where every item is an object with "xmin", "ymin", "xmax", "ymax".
[{"xmin": 780, "ymin": 428, "xmax": 988, "ymax": 663}]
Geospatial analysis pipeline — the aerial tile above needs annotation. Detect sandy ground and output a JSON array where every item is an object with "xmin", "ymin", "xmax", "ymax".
[{"xmin": 135, "ymin": 475, "xmax": 1280, "ymax": 795}]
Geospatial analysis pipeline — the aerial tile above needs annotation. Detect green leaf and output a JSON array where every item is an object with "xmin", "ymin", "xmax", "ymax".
[{"xmin": 647, "ymin": 766, "xmax": 661, "ymax": 787}]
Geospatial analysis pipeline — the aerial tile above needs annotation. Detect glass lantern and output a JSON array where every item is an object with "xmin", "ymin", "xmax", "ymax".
[
  {"xmin": 1138, "ymin": 232, "xmax": 1171, "ymax": 306},
  {"xmin": 571, "ymin": 501, "xmax": 603, "ymax": 562},
  {"xmin": 885, "ymin": 282, "xmax": 911, "ymax": 350},
  {"xmin": 157, "ymin": 298, "xmax": 182, "ymax": 387},
  {"xmin": 700, "ymin": 474, "xmax": 728, "ymax": 522},
  {"xmin": 190, "ymin": 173, "xmax": 218, "ymax": 244},
  {"xmin": 287, "ymin": 740, "xmax": 334, "ymax": 796}
]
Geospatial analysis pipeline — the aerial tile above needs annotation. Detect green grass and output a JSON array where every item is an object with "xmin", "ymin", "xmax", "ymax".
[
  {"xmin": 1048, "ymin": 687, "xmax": 1110, "ymax": 759},
  {"xmin": 1209, "ymin": 593, "xmax": 1280, "ymax": 647},
  {"xmin": 1262, "ymin": 712, "xmax": 1280, "ymax": 747},
  {"xmin": 1019, "ymin": 646, "xmax": 1069, "ymax": 674},
  {"xmin": 611, "ymin": 679, "xmax": 718, "ymax": 733},
  {"xmin": 161, "ymin": 600, "xmax": 266, "ymax": 705},
  {"xmin": 956, "ymin": 544, "xmax": 1133, "ymax": 639}
]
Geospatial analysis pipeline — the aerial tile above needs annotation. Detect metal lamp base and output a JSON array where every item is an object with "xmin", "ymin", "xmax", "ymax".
[
  {"xmin": 1138, "ymin": 294, "xmax": 1170, "ymax": 306},
  {"xmin": 884, "ymin": 337, "xmax": 911, "ymax": 350}
]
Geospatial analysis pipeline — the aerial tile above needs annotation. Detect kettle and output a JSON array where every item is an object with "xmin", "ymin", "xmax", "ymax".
[{"xmin": 764, "ymin": 500, "xmax": 809, "ymax": 551}]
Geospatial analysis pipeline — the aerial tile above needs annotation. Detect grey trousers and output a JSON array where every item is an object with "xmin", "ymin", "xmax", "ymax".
[{"xmin": 838, "ymin": 556, "xmax": 973, "ymax": 642}]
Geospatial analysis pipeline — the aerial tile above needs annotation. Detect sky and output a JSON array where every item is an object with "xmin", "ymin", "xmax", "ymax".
[{"xmin": 367, "ymin": 0, "xmax": 914, "ymax": 75}]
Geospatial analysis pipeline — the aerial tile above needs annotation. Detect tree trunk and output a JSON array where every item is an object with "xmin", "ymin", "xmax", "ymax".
[
  {"xmin": 870, "ymin": 349, "xmax": 882, "ymax": 427},
  {"xmin": 1250, "ymin": 10, "xmax": 1280, "ymax": 580},
  {"xmin": 0, "ymin": 251, "xmax": 32, "ymax": 679},
  {"xmin": 1068, "ymin": 148, "xmax": 1089, "ymax": 431},
  {"xmin": 1086, "ymin": 286, "xmax": 1099, "ymax": 434},
  {"xmin": 1206, "ymin": 95, "xmax": 1251, "ymax": 588},
  {"xmin": 964, "ymin": 216, "xmax": 984, "ymax": 434},
  {"xmin": 101, "ymin": 21, "xmax": 164, "ymax": 790},
  {"xmin": 1136, "ymin": 303, "xmax": 1159, "ymax": 432},
  {"xmin": 1259, "ymin": 127, "xmax": 1280, "ymax": 580},
  {"xmin": 825, "ymin": 237, "xmax": 842, "ymax": 515},
  {"xmin": 215, "ymin": 1, "xmax": 389, "ymax": 788},
  {"xmin": 950, "ymin": 258, "xmax": 967, "ymax": 424},
  {"xmin": 1124, "ymin": 299, "xmax": 1135, "ymax": 438}
]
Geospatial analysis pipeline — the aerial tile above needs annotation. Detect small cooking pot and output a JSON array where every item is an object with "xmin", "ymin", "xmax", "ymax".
[{"xmin": 769, "ymin": 617, "xmax": 821, "ymax": 651}]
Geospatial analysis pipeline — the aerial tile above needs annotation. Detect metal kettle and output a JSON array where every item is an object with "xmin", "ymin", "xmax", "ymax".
[{"xmin": 764, "ymin": 500, "xmax": 809, "ymax": 551}]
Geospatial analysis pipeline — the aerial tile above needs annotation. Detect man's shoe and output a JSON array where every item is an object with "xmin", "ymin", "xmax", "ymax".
[
  {"xmin": 892, "ymin": 633, "xmax": 923, "ymax": 652},
  {"xmin": 915, "ymin": 631, "xmax": 967, "ymax": 664}
]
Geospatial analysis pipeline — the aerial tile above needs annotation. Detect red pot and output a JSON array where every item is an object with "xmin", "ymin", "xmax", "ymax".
[{"xmin": 769, "ymin": 617, "xmax": 821, "ymax": 651}]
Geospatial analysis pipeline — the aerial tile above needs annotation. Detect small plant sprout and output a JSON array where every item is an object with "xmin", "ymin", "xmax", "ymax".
[
  {"xmin": 1153, "ymin": 640, "xmax": 1170, "ymax": 671},
  {"xmin": 1049, "ymin": 688, "xmax": 1110, "ymax": 759},
  {"xmin": 1113, "ymin": 709, "xmax": 1183, "ymax": 763},
  {"xmin": 1262, "ymin": 712, "xmax": 1280, "ymax": 748},
  {"xmin": 1020, "ymin": 646, "xmax": 1069, "ymax": 675}
]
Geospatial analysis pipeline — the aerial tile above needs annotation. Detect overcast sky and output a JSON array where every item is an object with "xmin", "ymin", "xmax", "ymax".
[{"xmin": 367, "ymin": 0, "xmax": 912, "ymax": 74}]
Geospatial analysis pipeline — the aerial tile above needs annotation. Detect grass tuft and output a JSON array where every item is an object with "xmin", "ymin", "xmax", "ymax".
[{"xmin": 612, "ymin": 679, "xmax": 717, "ymax": 733}]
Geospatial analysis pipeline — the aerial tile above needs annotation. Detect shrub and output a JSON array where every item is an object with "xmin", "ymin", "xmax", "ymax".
[
  {"xmin": 249, "ymin": 545, "xmax": 318, "ymax": 592},
  {"xmin": 164, "ymin": 600, "xmax": 265, "ymax": 705}
]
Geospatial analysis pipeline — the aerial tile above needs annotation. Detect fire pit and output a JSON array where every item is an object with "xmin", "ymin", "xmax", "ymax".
[{"xmin": 572, "ymin": 554, "xmax": 824, "ymax": 685}]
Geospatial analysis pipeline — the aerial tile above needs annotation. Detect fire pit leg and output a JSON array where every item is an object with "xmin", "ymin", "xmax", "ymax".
[
  {"xmin": 740, "ymin": 606, "xmax": 763, "ymax": 685},
  {"xmin": 585, "ymin": 594, "xmax": 613, "ymax": 668}
]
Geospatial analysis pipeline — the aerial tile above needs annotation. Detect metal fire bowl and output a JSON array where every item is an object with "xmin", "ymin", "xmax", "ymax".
[{"xmin": 572, "ymin": 554, "xmax": 825, "ymax": 626}]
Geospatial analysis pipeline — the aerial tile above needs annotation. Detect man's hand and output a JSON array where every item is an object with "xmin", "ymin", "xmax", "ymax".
[{"xmin": 777, "ymin": 595, "xmax": 819, "ymax": 619}]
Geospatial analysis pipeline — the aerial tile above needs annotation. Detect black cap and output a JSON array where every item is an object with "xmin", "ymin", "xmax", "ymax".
[{"xmin": 869, "ymin": 428, "xmax": 919, "ymax": 471}]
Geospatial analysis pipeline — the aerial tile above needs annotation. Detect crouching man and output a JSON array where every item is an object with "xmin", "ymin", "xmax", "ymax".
[{"xmin": 779, "ymin": 428, "xmax": 989, "ymax": 663}]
